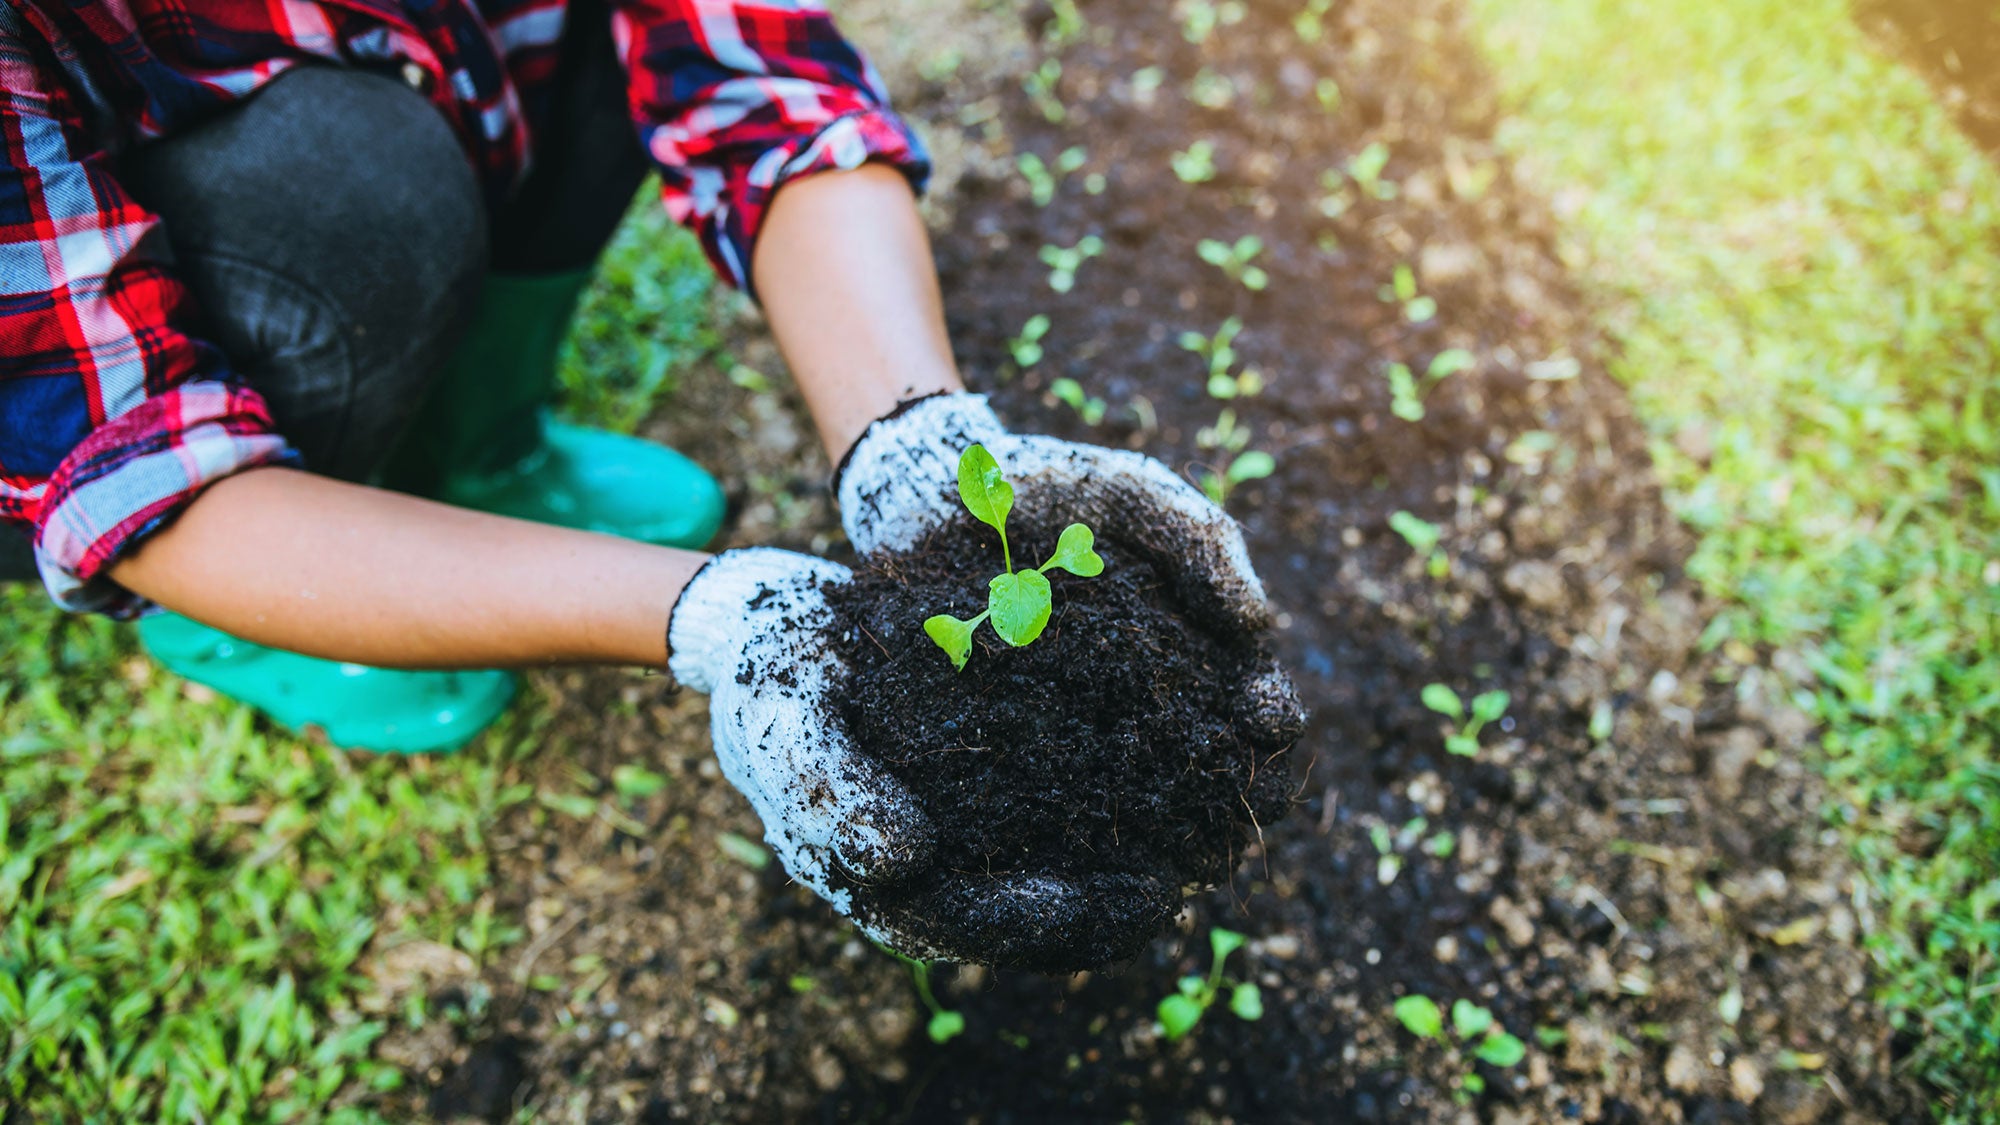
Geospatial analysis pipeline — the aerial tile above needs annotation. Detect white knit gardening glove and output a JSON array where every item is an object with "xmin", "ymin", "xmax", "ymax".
[
  {"xmin": 837, "ymin": 393, "xmax": 1306, "ymax": 742},
  {"xmin": 667, "ymin": 547, "xmax": 1177, "ymax": 966}
]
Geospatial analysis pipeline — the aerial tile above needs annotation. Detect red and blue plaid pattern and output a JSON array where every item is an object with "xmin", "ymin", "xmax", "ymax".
[{"xmin": 0, "ymin": 0, "xmax": 926, "ymax": 615}]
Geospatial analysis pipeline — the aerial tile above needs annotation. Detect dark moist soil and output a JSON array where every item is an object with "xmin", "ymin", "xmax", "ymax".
[
  {"xmin": 825, "ymin": 521, "xmax": 1289, "ymax": 969},
  {"xmin": 363, "ymin": 0, "xmax": 1937, "ymax": 1119}
]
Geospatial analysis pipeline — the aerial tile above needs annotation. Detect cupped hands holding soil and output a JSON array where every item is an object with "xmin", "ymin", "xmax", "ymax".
[{"xmin": 825, "ymin": 515, "xmax": 1299, "ymax": 972}]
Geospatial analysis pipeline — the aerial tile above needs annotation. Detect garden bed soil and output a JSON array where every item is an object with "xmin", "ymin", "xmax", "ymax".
[
  {"xmin": 825, "ymin": 522, "xmax": 1291, "ymax": 971},
  {"xmin": 1859, "ymin": 0, "xmax": 2000, "ymax": 156},
  {"xmin": 364, "ymin": 0, "xmax": 1933, "ymax": 1119}
]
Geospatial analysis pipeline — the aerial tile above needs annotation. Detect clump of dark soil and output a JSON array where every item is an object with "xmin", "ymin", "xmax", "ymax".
[{"xmin": 825, "ymin": 518, "xmax": 1291, "ymax": 969}]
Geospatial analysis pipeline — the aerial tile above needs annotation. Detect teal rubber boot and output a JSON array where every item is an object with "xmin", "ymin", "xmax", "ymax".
[
  {"xmin": 137, "ymin": 613, "xmax": 516, "ymax": 754},
  {"xmin": 384, "ymin": 270, "xmax": 726, "ymax": 550}
]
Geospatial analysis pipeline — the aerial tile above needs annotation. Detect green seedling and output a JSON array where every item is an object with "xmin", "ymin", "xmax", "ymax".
[
  {"xmin": 1195, "ymin": 408, "xmax": 1275, "ymax": 506},
  {"xmin": 1024, "ymin": 58, "xmax": 1066, "ymax": 123},
  {"xmin": 1381, "ymin": 264, "xmax": 1436, "ymax": 323},
  {"xmin": 1018, "ymin": 146, "xmax": 1089, "ymax": 207},
  {"xmin": 1294, "ymin": 0, "xmax": 1333, "ymax": 42},
  {"xmin": 1050, "ymin": 377, "xmax": 1107, "ymax": 425},
  {"xmin": 1317, "ymin": 169, "xmax": 1354, "ymax": 220},
  {"xmin": 1316, "ymin": 77, "xmax": 1341, "ymax": 110},
  {"xmin": 1347, "ymin": 141, "xmax": 1397, "ymax": 200},
  {"xmin": 898, "ymin": 957, "xmax": 965, "ymax": 1044},
  {"xmin": 923, "ymin": 445, "xmax": 1105, "ymax": 669},
  {"xmin": 1157, "ymin": 928, "xmax": 1263, "ymax": 1040},
  {"xmin": 1040, "ymin": 235, "xmax": 1104, "ymax": 293},
  {"xmin": 1179, "ymin": 316, "xmax": 1264, "ymax": 398},
  {"xmin": 1189, "ymin": 68, "xmax": 1235, "ymax": 110},
  {"xmin": 1387, "ymin": 349, "xmax": 1475, "ymax": 421},
  {"xmin": 1010, "ymin": 314, "xmax": 1052, "ymax": 368},
  {"xmin": 1130, "ymin": 65, "xmax": 1167, "ymax": 101},
  {"xmin": 1388, "ymin": 510, "xmax": 1449, "ymax": 577},
  {"xmin": 1178, "ymin": 0, "xmax": 1244, "ymax": 44},
  {"xmin": 1171, "ymin": 140, "xmax": 1218, "ymax": 184},
  {"xmin": 1421, "ymin": 684, "xmax": 1511, "ymax": 757},
  {"xmin": 1040, "ymin": 0, "xmax": 1085, "ymax": 47},
  {"xmin": 1197, "ymin": 236, "xmax": 1269, "ymax": 291},
  {"xmin": 1393, "ymin": 994, "xmax": 1529, "ymax": 1100}
]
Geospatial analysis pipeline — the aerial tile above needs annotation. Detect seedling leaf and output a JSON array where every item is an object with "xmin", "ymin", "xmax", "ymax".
[
  {"xmin": 988, "ymin": 570, "xmax": 1054, "ymax": 646},
  {"xmin": 1428, "ymin": 349, "xmax": 1475, "ymax": 378},
  {"xmin": 1445, "ymin": 733, "xmax": 1481, "ymax": 757},
  {"xmin": 927, "ymin": 1010, "xmax": 966, "ymax": 1043},
  {"xmin": 924, "ymin": 614, "xmax": 979, "ymax": 671},
  {"xmin": 1229, "ymin": 982, "xmax": 1264, "ymax": 1021},
  {"xmin": 1227, "ymin": 450, "xmax": 1275, "ymax": 484},
  {"xmin": 1388, "ymin": 510, "xmax": 1441, "ymax": 555},
  {"xmin": 1394, "ymin": 994, "xmax": 1444, "ymax": 1039},
  {"xmin": 956, "ymin": 444, "xmax": 1014, "ymax": 533},
  {"xmin": 1474, "ymin": 1030, "xmax": 1527, "ymax": 1068},
  {"xmin": 1421, "ymin": 683, "xmax": 1464, "ymax": 720},
  {"xmin": 1158, "ymin": 994, "xmax": 1203, "ymax": 1040},
  {"xmin": 1042, "ymin": 523, "xmax": 1105, "ymax": 576},
  {"xmin": 1209, "ymin": 927, "xmax": 1247, "ymax": 961},
  {"xmin": 1471, "ymin": 690, "xmax": 1511, "ymax": 723},
  {"xmin": 1451, "ymin": 999, "xmax": 1494, "ymax": 1039}
]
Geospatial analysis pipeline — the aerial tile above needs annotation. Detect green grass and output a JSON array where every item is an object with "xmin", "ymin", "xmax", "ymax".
[
  {"xmin": 1466, "ymin": 0, "xmax": 2000, "ymax": 1115},
  {"xmin": 0, "ymin": 191, "xmax": 714, "ymax": 1121}
]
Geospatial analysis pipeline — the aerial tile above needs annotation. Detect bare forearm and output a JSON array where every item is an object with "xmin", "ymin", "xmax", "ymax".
[
  {"xmin": 111, "ymin": 467, "xmax": 706, "ymax": 669},
  {"xmin": 753, "ymin": 163, "xmax": 965, "ymax": 461}
]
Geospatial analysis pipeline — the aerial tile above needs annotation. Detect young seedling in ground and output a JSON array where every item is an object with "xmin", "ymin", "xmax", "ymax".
[
  {"xmin": 1421, "ymin": 684, "xmax": 1511, "ymax": 757},
  {"xmin": 1017, "ymin": 146, "xmax": 1088, "ymax": 207},
  {"xmin": 1393, "ymin": 994, "xmax": 1530, "ymax": 1100},
  {"xmin": 1197, "ymin": 235, "xmax": 1269, "ymax": 291},
  {"xmin": 1177, "ymin": 0, "xmax": 1244, "ymax": 44},
  {"xmin": 1023, "ymin": 57, "xmax": 1066, "ymax": 123},
  {"xmin": 1388, "ymin": 510, "xmax": 1449, "ymax": 577},
  {"xmin": 1383, "ymin": 264, "xmax": 1437, "ymax": 323},
  {"xmin": 1009, "ymin": 314, "xmax": 1052, "ymax": 368},
  {"xmin": 1386, "ymin": 349, "xmax": 1475, "ymax": 421},
  {"xmin": 1040, "ymin": 235, "xmax": 1104, "ymax": 293},
  {"xmin": 1347, "ymin": 141, "xmax": 1397, "ymax": 200},
  {"xmin": 1157, "ymin": 927, "xmax": 1263, "ymax": 1040},
  {"xmin": 1050, "ymin": 377, "xmax": 1107, "ymax": 425},
  {"xmin": 1294, "ymin": 0, "xmax": 1333, "ymax": 42},
  {"xmin": 1194, "ymin": 408, "xmax": 1276, "ymax": 507},
  {"xmin": 1171, "ymin": 140, "xmax": 1218, "ymax": 184},
  {"xmin": 923, "ymin": 445, "xmax": 1105, "ymax": 669},
  {"xmin": 1179, "ymin": 317, "xmax": 1264, "ymax": 399},
  {"xmin": 898, "ymin": 956, "xmax": 964, "ymax": 1043},
  {"xmin": 1188, "ymin": 68, "xmax": 1235, "ymax": 110}
]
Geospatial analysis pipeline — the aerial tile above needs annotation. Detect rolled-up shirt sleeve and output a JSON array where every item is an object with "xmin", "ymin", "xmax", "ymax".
[
  {"xmin": 2, "ymin": 35, "xmax": 296, "ymax": 618},
  {"xmin": 612, "ymin": 0, "xmax": 931, "ymax": 293}
]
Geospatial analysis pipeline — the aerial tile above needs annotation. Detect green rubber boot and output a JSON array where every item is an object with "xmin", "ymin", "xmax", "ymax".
[
  {"xmin": 137, "ymin": 613, "xmax": 516, "ymax": 754},
  {"xmin": 383, "ymin": 269, "xmax": 727, "ymax": 550}
]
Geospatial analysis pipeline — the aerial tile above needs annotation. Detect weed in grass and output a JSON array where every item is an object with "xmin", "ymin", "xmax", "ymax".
[
  {"xmin": 1171, "ymin": 140, "xmax": 1219, "ymax": 184},
  {"xmin": 1039, "ymin": 236, "xmax": 1105, "ymax": 293},
  {"xmin": 1197, "ymin": 235, "xmax": 1269, "ymax": 291}
]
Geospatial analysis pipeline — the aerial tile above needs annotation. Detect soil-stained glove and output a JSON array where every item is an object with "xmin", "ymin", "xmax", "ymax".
[
  {"xmin": 668, "ymin": 547, "xmax": 1175, "ymax": 966},
  {"xmin": 837, "ymin": 392, "xmax": 1306, "ymax": 744}
]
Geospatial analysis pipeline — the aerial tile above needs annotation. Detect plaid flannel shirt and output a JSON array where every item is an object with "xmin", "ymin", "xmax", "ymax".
[{"xmin": 0, "ymin": 0, "xmax": 926, "ymax": 615}]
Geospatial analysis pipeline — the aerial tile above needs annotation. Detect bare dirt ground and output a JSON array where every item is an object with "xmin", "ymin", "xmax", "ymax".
[{"xmin": 369, "ymin": 0, "xmax": 1929, "ymax": 1120}]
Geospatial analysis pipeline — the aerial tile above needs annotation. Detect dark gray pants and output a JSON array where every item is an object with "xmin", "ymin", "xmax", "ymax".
[{"xmin": 1, "ymin": 1, "xmax": 647, "ymax": 582}]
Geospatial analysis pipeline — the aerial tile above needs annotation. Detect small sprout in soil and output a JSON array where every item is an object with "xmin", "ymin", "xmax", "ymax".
[
  {"xmin": 1180, "ymin": 316, "xmax": 1264, "ymax": 398},
  {"xmin": 1050, "ymin": 377, "xmax": 1108, "ymax": 425},
  {"xmin": 918, "ymin": 46, "xmax": 964, "ymax": 83},
  {"xmin": 1316, "ymin": 170, "xmax": 1354, "ymax": 220},
  {"xmin": 1421, "ymin": 684, "xmax": 1511, "ymax": 757},
  {"xmin": 898, "ymin": 956, "xmax": 965, "ymax": 1044},
  {"xmin": 1382, "ymin": 264, "xmax": 1437, "ymax": 324},
  {"xmin": 611, "ymin": 764, "xmax": 669, "ymax": 801},
  {"xmin": 1018, "ymin": 146, "xmax": 1089, "ymax": 207},
  {"xmin": 1194, "ymin": 408, "xmax": 1276, "ymax": 507},
  {"xmin": 1387, "ymin": 348, "xmax": 1475, "ymax": 421},
  {"xmin": 1188, "ymin": 68, "xmax": 1235, "ymax": 110},
  {"xmin": 1504, "ymin": 428, "xmax": 1561, "ymax": 472},
  {"xmin": 1130, "ymin": 65, "xmax": 1166, "ymax": 102},
  {"xmin": 1395, "ymin": 993, "xmax": 1530, "ymax": 1100},
  {"xmin": 716, "ymin": 831, "xmax": 769, "ymax": 869},
  {"xmin": 1388, "ymin": 510, "xmax": 1450, "ymax": 577},
  {"xmin": 788, "ymin": 974, "xmax": 817, "ymax": 993},
  {"xmin": 1315, "ymin": 77, "xmax": 1341, "ymax": 111},
  {"xmin": 1294, "ymin": 0, "xmax": 1333, "ymax": 43},
  {"xmin": 1157, "ymin": 927, "xmax": 1262, "ymax": 1040},
  {"xmin": 1010, "ymin": 314, "xmax": 1052, "ymax": 368},
  {"xmin": 1171, "ymin": 140, "xmax": 1219, "ymax": 184},
  {"xmin": 1039, "ymin": 235, "xmax": 1105, "ymax": 294},
  {"xmin": 1177, "ymin": 0, "xmax": 1244, "ymax": 44},
  {"xmin": 1039, "ymin": 0, "xmax": 1085, "ymax": 48},
  {"xmin": 923, "ymin": 444, "xmax": 1105, "ymax": 670},
  {"xmin": 1197, "ymin": 235, "xmax": 1269, "ymax": 292},
  {"xmin": 1023, "ymin": 58, "xmax": 1066, "ymax": 123},
  {"xmin": 1346, "ymin": 141, "xmax": 1397, "ymax": 200}
]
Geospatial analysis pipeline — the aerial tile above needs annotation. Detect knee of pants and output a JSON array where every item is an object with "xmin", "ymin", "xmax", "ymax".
[{"xmin": 123, "ymin": 66, "xmax": 490, "ymax": 482}]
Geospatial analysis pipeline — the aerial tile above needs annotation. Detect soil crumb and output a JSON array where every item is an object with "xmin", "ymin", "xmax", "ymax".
[{"xmin": 825, "ymin": 519, "xmax": 1292, "ymax": 969}]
